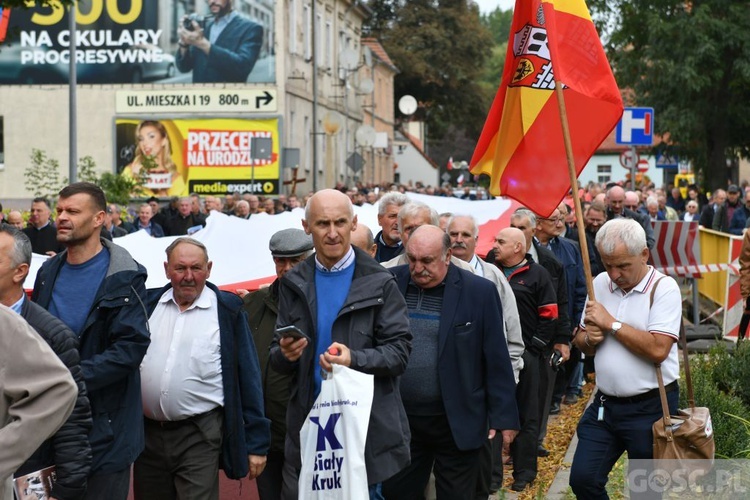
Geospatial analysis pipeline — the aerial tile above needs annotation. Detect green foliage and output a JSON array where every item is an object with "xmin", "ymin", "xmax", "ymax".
[
  {"xmin": 365, "ymin": 0, "xmax": 494, "ymax": 142},
  {"xmin": 97, "ymin": 172, "xmax": 143, "ymax": 205},
  {"xmin": 587, "ymin": 0, "xmax": 750, "ymax": 190},
  {"xmin": 683, "ymin": 350, "xmax": 750, "ymax": 458},
  {"xmin": 708, "ymin": 341, "xmax": 750, "ymax": 404},
  {"xmin": 23, "ymin": 150, "xmax": 143, "ymax": 205},
  {"xmin": 481, "ymin": 7, "xmax": 513, "ymax": 45},
  {"xmin": 24, "ymin": 149, "xmax": 64, "ymax": 200}
]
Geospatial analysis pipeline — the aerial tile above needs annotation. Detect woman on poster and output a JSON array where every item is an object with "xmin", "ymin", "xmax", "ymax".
[{"xmin": 123, "ymin": 120, "xmax": 185, "ymax": 197}]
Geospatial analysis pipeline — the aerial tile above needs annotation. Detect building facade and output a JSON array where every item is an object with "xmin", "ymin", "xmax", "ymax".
[{"xmin": 0, "ymin": 0, "xmax": 395, "ymax": 205}]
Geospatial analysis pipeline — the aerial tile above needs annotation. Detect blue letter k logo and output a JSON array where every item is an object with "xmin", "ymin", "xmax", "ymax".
[{"xmin": 310, "ymin": 413, "xmax": 343, "ymax": 451}]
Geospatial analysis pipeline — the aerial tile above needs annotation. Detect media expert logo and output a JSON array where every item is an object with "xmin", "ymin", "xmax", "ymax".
[
  {"xmin": 0, "ymin": 8, "xmax": 10, "ymax": 43},
  {"xmin": 310, "ymin": 413, "xmax": 345, "ymax": 491}
]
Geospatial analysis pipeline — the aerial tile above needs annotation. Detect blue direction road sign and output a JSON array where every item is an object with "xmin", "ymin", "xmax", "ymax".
[{"xmin": 616, "ymin": 107, "xmax": 654, "ymax": 146}]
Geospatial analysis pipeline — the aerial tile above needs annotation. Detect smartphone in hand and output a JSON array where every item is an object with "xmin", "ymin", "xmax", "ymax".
[{"xmin": 276, "ymin": 325, "xmax": 310, "ymax": 343}]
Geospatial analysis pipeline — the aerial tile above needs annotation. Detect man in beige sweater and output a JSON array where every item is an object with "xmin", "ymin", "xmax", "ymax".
[{"xmin": 0, "ymin": 305, "xmax": 77, "ymax": 500}]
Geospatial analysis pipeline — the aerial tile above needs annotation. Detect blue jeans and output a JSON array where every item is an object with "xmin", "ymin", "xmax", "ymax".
[{"xmin": 569, "ymin": 388, "xmax": 678, "ymax": 499}]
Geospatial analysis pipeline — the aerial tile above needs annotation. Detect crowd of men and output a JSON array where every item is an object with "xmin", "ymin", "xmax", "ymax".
[{"xmin": 0, "ymin": 178, "xmax": 688, "ymax": 499}]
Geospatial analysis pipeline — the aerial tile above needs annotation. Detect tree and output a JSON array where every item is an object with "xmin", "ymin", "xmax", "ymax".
[
  {"xmin": 365, "ymin": 0, "xmax": 495, "ymax": 145},
  {"xmin": 482, "ymin": 6, "xmax": 513, "ymax": 46},
  {"xmin": 587, "ymin": 0, "xmax": 750, "ymax": 190},
  {"xmin": 24, "ymin": 149, "xmax": 64, "ymax": 199},
  {"xmin": 24, "ymin": 150, "xmax": 145, "ymax": 205}
]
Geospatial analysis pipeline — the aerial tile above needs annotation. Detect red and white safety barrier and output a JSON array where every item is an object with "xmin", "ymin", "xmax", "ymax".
[
  {"xmin": 651, "ymin": 221, "xmax": 702, "ymax": 278},
  {"xmin": 724, "ymin": 238, "xmax": 744, "ymax": 339}
]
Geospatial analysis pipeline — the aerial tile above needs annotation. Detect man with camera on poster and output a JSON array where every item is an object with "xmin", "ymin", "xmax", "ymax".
[{"xmin": 176, "ymin": 0, "xmax": 264, "ymax": 83}]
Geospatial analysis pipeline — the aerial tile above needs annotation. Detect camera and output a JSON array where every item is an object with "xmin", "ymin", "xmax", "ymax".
[
  {"xmin": 183, "ymin": 13, "xmax": 206, "ymax": 31},
  {"xmin": 550, "ymin": 350, "xmax": 564, "ymax": 371}
]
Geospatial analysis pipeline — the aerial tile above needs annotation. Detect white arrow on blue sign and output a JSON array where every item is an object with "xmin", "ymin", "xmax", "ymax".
[{"xmin": 616, "ymin": 107, "xmax": 654, "ymax": 146}]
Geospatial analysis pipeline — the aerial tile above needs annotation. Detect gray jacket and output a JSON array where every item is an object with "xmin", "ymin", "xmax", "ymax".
[{"xmin": 269, "ymin": 247, "xmax": 412, "ymax": 485}]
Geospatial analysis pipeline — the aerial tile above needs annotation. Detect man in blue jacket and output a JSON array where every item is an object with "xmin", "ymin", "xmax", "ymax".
[
  {"xmin": 384, "ymin": 225, "xmax": 520, "ymax": 498},
  {"xmin": 134, "ymin": 237, "xmax": 270, "ymax": 499},
  {"xmin": 32, "ymin": 182, "xmax": 151, "ymax": 500},
  {"xmin": 176, "ymin": 0, "xmax": 264, "ymax": 83}
]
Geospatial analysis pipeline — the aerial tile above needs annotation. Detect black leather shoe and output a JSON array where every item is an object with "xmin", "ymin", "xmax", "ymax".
[
  {"xmin": 511, "ymin": 480, "xmax": 530, "ymax": 492},
  {"xmin": 550, "ymin": 402, "xmax": 561, "ymax": 414},
  {"xmin": 537, "ymin": 445, "xmax": 550, "ymax": 457}
]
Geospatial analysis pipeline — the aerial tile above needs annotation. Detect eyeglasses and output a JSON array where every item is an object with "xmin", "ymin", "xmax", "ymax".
[{"xmin": 539, "ymin": 217, "xmax": 565, "ymax": 224}]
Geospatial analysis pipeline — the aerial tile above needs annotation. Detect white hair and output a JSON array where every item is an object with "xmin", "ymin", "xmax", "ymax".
[{"xmin": 595, "ymin": 218, "xmax": 646, "ymax": 255}]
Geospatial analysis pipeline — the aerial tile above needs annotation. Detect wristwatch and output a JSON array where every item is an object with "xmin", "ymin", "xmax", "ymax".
[{"xmin": 609, "ymin": 321, "xmax": 623, "ymax": 336}]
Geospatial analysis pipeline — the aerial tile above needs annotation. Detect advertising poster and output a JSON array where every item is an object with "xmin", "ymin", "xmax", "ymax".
[
  {"xmin": 115, "ymin": 117, "xmax": 280, "ymax": 197},
  {"xmin": 0, "ymin": 0, "xmax": 275, "ymax": 84}
]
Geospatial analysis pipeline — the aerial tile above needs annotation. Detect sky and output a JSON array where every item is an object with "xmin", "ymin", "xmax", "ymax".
[{"xmin": 473, "ymin": 0, "xmax": 515, "ymax": 13}]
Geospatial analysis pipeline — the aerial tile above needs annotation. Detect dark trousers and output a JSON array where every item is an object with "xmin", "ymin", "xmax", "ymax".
[
  {"xmin": 510, "ymin": 351, "xmax": 541, "ymax": 484},
  {"xmin": 83, "ymin": 467, "xmax": 131, "ymax": 500},
  {"xmin": 475, "ymin": 433, "xmax": 504, "ymax": 498},
  {"xmin": 133, "ymin": 408, "xmax": 223, "ymax": 500},
  {"xmin": 383, "ymin": 413, "xmax": 482, "ymax": 500},
  {"xmin": 256, "ymin": 449, "xmax": 285, "ymax": 500},
  {"xmin": 537, "ymin": 352, "xmax": 556, "ymax": 447},
  {"xmin": 569, "ymin": 389, "xmax": 679, "ymax": 499}
]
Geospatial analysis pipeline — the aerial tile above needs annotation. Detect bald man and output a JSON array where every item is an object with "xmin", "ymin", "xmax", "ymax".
[
  {"xmin": 494, "ymin": 227, "xmax": 558, "ymax": 492},
  {"xmin": 270, "ymin": 189, "xmax": 412, "ymax": 499},
  {"xmin": 5, "ymin": 210, "xmax": 24, "ymax": 229},
  {"xmin": 605, "ymin": 186, "xmax": 655, "ymax": 249},
  {"xmin": 351, "ymin": 222, "xmax": 377, "ymax": 258},
  {"xmin": 385, "ymin": 225, "xmax": 519, "ymax": 499}
]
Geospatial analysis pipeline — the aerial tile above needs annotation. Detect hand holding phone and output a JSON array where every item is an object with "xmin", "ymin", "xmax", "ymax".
[
  {"xmin": 276, "ymin": 325, "xmax": 310, "ymax": 342},
  {"xmin": 276, "ymin": 325, "xmax": 309, "ymax": 362}
]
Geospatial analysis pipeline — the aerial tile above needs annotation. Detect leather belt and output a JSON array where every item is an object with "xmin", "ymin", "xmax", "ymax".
[
  {"xmin": 598, "ymin": 380, "xmax": 677, "ymax": 404},
  {"xmin": 144, "ymin": 406, "xmax": 222, "ymax": 429}
]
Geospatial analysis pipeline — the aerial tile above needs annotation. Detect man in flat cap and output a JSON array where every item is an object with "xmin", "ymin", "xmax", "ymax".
[{"xmin": 243, "ymin": 228, "xmax": 314, "ymax": 500}]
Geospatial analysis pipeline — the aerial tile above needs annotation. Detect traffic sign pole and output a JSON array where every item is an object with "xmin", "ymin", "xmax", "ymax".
[{"xmin": 631, "ymin": 146, "xmax": 637, "ymax": 188}]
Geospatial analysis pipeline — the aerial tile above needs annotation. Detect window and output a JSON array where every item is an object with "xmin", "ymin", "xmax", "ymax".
[
  {"xmin": 315, "ymin": 13, "xmax": 322, "ymax": 64},
  {"xmin": 289, "ymin": 0, "xmax": 297, "ymax": 55},
  {"xmin": 0, "ymin": 116, "xmax": 4, "ymax": 170},
  {"xmin": 303, "ymin": 4, "xmax": 311, "ymax": 60},
  {"xmin": 303, "ymin": 115, "xmax": 310, "ymax": 172},
  {"xmin": 597, "ymin": 164, "xmax": 611, "ymax": 184},
  {"xmin": 325, "ymin": 19, "xmax": 332, "ymax": 69}
]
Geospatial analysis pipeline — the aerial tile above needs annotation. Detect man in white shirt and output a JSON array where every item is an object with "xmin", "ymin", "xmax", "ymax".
[
  {"xmin": 134, "ymin": 237, "xmax": 269, "ymax": 499},
  {"xmin": 570, "ymin": 219, "xmax": 681, "ymax": 498}
]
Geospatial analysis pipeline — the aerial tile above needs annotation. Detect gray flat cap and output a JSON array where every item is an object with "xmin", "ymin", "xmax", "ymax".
[{"xmin": 269, "ymin": 228, "xmax": 313, "ymax": 257}]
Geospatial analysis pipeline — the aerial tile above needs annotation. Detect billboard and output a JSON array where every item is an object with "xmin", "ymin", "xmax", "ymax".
[
  {"xmin": 0, "ymin": 0, "xmax": 275, "ymax": 84},
  {"xmin": 115, "ymin": 117, "xmax": 281, "ymax": 197}
]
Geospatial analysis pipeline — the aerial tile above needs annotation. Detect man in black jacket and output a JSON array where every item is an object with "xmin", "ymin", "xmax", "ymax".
[
  {"xmin": 241, "ymin": 228, "xmax": 313, "ymax": 500},
  {"xmin": 0, "ymin": 225, "xmax": 92, "ymax": 500},
  {"xmin": 605, "ymin": 186, "xmax": 655, "ymax": 249}
]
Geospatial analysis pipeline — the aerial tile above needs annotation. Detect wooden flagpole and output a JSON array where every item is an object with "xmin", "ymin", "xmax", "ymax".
[{"xmin": 554, "ymin": 80, "xmax": 596, "ymax": 301}]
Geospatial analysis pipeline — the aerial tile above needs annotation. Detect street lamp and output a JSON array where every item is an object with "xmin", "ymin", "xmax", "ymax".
[{"xmin": 322, "ymin": 111, "xmax": 343, "ymax": 188}]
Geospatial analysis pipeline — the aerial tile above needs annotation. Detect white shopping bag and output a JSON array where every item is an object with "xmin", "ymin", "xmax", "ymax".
[{"xmin": 298, "ymin": 364, "xmax": 374, "ymax": 500}]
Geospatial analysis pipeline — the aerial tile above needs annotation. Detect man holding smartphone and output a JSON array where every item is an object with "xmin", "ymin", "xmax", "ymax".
[
  {"xmin": 270, "ymin": 189, "xmax": 412, "ymax": 500},
  {"xmin": 242, "ymin": 228, "xmax": 313, "ymax": 500}
]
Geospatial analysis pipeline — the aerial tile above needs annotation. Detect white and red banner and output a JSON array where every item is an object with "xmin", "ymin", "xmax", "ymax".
[{"xmin": 26, "ymin": 193, "xmax": 520, "ymax": 292}]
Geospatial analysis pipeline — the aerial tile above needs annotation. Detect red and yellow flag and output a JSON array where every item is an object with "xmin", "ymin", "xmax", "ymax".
[{"xmin": 470, "ymin": 0, "xmax": 623, "ymax": 217}]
